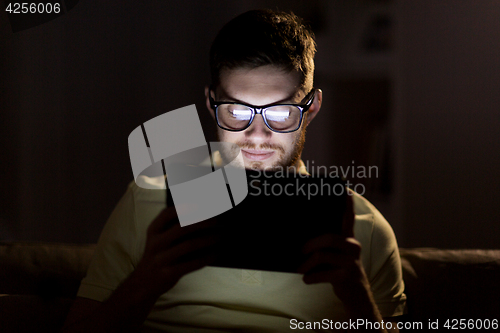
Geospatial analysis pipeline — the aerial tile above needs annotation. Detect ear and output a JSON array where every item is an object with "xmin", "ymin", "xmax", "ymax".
[
  {"xmin": 305, "ymin": 89, "xmax": 322, "ymax": 126},
  {"xmin": 205, "ymin": 85, "xmax": 216, "ymax": 119}
]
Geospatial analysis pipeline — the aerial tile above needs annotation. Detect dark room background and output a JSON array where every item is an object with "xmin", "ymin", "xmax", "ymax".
[{"xmin": 1, "ymin": 0, "xmax": 499, "ymax": 248}]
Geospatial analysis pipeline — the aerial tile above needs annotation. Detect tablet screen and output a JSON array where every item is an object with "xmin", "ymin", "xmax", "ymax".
[
  {"xmin": 210, "ymin": 169, "xmax": 346, "ymax": 273},
  {"xmin": 166, "ymin": 166, "xmax": 347, "ymax": 273}
]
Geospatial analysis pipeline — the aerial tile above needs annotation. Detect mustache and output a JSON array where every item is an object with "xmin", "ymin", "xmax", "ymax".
[{"xmin": 236, "ymin": 141, "xmax": 285, "ymax": 154}]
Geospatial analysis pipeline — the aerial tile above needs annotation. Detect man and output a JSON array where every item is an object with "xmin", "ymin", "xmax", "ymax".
[{"xmin": 62, "ymin": 9, "xmax": 406, "ymax": 332}]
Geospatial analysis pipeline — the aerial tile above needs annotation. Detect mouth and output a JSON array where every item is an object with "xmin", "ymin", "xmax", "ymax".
[{"xmin": 241, "ymin": 149, "xmax": 275, "ymax": 161}]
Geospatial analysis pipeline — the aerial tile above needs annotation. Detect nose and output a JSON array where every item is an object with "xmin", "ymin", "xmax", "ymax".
[{"xmin": 244, "ymin": 113, "xmax": 273, "ymax": 144}]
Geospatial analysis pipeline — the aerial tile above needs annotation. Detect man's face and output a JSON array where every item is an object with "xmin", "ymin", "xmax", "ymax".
[{"xmin": 206, "ymin": 65, "xmax": 321, "ymax": 171}]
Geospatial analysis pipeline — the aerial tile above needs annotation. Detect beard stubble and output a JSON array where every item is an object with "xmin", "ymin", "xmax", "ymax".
[{"xmin": 216, "ymin": 122, "xmax": 307, "ymax": 171}]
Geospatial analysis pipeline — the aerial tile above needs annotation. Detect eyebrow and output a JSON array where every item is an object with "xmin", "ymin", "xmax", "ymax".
[{"xmin": 215, "ymin": 88, "xmax": 301, "ymax": 105}]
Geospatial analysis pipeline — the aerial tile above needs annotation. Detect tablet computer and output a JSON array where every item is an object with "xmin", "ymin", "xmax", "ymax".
[{"xmin": 166, "ymin": 166, "xmax": 346, "ymax": 273}]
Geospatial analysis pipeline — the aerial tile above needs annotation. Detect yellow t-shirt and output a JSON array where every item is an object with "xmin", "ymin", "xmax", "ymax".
[{"xmin": 77, "ymin": 164, "xmax": 406, "ymax": 332}]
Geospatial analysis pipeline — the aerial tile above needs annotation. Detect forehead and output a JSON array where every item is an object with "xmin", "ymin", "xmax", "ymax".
[{"xmin": 217, "ymin": 65, "xmax": 304, "ymax": 104}]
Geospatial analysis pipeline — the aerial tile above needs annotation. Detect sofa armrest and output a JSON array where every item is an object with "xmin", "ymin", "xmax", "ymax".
[
  {"xmin": 399, "ymin": 248, "xmax": 500, "ymax": 320},
  {"xmin": 0, "ymin": 295, "xmax": 73, "ymax": 333},
  {"xmin": 0, "ymin": 242, "xmax": 96, "ymax": 298}
]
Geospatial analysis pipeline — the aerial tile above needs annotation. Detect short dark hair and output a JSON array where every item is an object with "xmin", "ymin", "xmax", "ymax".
[{"xmin": 209, "ymin": 9, "xmax": 317, "ymax": 92}]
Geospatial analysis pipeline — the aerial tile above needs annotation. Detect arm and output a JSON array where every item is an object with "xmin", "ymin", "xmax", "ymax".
[
  {"xmin": 61, "ymin": 281, "xmax": 159, "ymax": 333},
  {"xmin": 62, "ymin": 207, "xmax": 221, "ymax": 333},
  {"xmin": 385, "ymin": 319, "xmax": 401, "ymax": 333},
  {"xmin": 298, "ymin": 195, "xmax": 398, "ymax": 333}
]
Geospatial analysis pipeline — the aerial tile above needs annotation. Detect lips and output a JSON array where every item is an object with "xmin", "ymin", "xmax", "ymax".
[{"xmin": 241, "ymin": 149, "xmax": 275, "ymax": 161}]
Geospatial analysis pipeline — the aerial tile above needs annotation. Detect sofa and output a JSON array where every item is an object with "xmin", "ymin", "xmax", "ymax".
[{"xmin": 1, "ymin": 242, "xmax": 499, "ymax": 332}]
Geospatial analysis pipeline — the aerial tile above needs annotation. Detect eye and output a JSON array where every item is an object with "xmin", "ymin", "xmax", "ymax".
[
  {"xmin": 265, "ymin": 109, "xmax": 290, "ymax": 122},
  {"xmin": 228, "ymin": 105, "xmax": 252, "ymax": 120}
]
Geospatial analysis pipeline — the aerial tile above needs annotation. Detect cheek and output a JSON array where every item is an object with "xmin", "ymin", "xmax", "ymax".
[
  {"xmin": 281, "ymin": 134, "xmax": 298, "ymax": 151},
  {"xmin": 217, "ymin": 130, "xmax": 242, "ymax": 143}
]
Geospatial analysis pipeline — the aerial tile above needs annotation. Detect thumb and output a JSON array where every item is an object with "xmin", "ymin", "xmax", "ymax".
[{"xmin": 342, "ymin": 191, "xmax": 355, "ymax": 238}]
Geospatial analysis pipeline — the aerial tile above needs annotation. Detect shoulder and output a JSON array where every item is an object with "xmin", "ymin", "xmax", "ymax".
[
  {"xmin": 132, "ymin": 174, "xmax": 167, "ymax": 191},
  {"xmin": 125, "ymin": 175, "xmax": 167, "ymax": 207},
  {"xmin": 123, "ymin": 176, "xmax": 167, "ymax": 246},
  {"xmin": 350, "ymin": 188, "xmax": 382, "ymax": 218},
  {"xmin": 348, "ymin": 191, "xmax": 407, "ymax": 316},
  {"xmin": 350, "ymin": 188, "xmax": 396, "ymax": 245},
  {"xmin": 128, "ymin": 174, "xmax": 167, "ymax": 213},
  {"xmin": 349, "ymin": 189, "xmax": 400, "ymax": 274}
]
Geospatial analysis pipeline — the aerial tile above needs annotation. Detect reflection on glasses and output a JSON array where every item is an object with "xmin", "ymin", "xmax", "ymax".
[{"xmin": 209, "ymin": 88, "xmax": 316, "ymax": 133}]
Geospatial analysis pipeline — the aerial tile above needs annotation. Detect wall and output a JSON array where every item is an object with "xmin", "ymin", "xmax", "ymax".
[
  {"xmin": 0, "ymin": 0, "xmax": 243, "ymax": 242},
  {"xmin": 1, "ymin": 0, "xmax": 499, "ymax": 248},
  {"xmin": 394, "ymin": 1, "xmax": 500, "ymax": 248}
]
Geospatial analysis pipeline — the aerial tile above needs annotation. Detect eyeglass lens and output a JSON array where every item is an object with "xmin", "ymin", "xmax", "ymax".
[{"xmin": 217, "ymin": 104, "xmax": 302, "ymax": 132}]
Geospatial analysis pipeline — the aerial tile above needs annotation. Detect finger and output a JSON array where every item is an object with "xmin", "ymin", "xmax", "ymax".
[
  {"xmin": 148, "ymin": 203, "xmax": 213, "ymax": 237},
  {"xmin": 342, "ymin": 192, "xmax": 355, "ymax": 238},
  {"xmin": 297, "ymin": 251, "xmax": 355, "ymax": 274},
  {"xmin": 168, "ymin": 251, "xmax": 219, "ymax": 279},
  {"xmin": 156, "ymin": 232, "xmax": 222, "ymax": 266},
  {"xmin": 147, "ymin": 207, "xmax": 179, "ymax": 236},
  {"xmin": 302, "ymin": 234, "xmax": 344, "ymax": 254},
  {"xmin": 302, "ymin": 235, "xmax": 361, "ymax": 256},
  {"xmin": 149, "ymin": 217, "xmax": 221, "ymax": 252},
  {"xmin": 302, "ymin": 270, "xmax": 334, "ymax": 285}
]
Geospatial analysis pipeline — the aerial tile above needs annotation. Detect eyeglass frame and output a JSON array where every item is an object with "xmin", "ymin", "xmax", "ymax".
[{"xmin": 208, "ymin": 85, "xmax": 317, "ymax": 133}]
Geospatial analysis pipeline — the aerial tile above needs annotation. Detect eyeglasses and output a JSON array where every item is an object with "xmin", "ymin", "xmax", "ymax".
[{"xmin": 209, "ymin": 87, "xmax": 316, "ymax": 133}]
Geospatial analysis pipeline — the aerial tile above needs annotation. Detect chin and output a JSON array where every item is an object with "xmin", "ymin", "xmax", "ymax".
[{"xmin": 244, "ymin": 159, "xmax": 286, "ymax": 172}]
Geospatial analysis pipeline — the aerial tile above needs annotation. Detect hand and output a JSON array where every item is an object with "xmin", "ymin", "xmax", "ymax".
[
  {"xmin": 131, "ymin": 206, "xmax": 221, "ymax": 298},
  {"xmin": 297, "ymin": 193, "xmax": 370, "ymax": 302}
]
